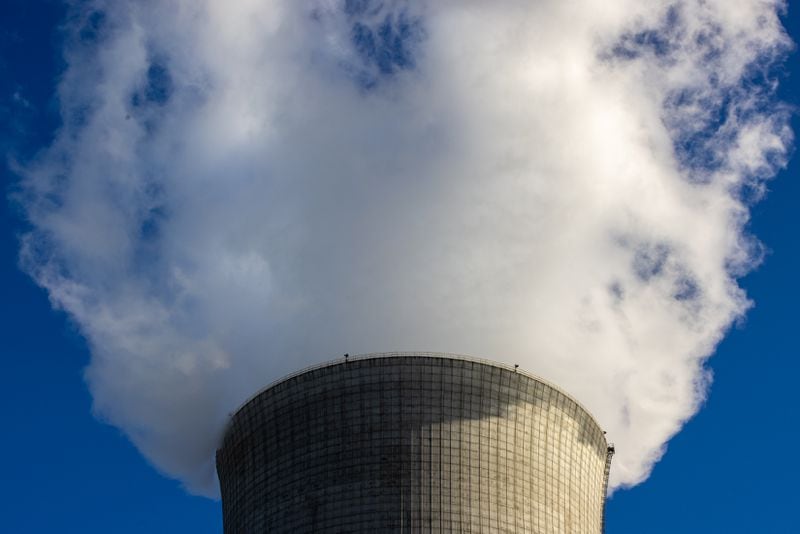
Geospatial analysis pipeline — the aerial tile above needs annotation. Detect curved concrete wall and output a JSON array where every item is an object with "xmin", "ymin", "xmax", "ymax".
[{"xmin": 217, "ymin": 354, "xmax": 609, "ymax": 533}]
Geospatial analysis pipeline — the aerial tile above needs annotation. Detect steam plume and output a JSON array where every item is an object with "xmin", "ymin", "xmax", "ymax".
[{"xmin": 16, "ymin": 0, "xmax": 791, "ymax": 495}]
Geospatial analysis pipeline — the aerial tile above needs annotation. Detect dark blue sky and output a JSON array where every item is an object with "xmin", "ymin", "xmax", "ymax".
[{"xmin": 1, "ymin": 2, "xmax": 798, "ymax": 532}]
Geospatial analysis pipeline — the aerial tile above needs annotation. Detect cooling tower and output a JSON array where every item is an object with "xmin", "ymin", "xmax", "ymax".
[{"xmin": 216, "ymin": 353, "xmax": 612, "ymax": 533}]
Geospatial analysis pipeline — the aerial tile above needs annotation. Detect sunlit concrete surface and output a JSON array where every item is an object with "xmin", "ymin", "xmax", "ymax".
[{"xmin": 217, "ymin": 353, "xmax": 609, "ymax": 533}]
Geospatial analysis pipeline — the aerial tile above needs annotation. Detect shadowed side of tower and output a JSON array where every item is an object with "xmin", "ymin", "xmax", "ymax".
[{"xmin": 216, "ymin": 353, "xmax": 609, "ymax": 533}]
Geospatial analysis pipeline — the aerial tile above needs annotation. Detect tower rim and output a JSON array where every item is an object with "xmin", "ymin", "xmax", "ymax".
[{"xmin": 223, "ymin": 351, "xmax": 607, "ymax": 446}]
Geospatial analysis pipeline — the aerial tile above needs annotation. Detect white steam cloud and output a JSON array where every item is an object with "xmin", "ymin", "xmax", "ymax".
[{"xmin": 17, "ymin": 0, "xmax": 791, "ymax": 495}]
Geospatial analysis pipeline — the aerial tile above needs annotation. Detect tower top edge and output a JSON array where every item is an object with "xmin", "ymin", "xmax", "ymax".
[{"xmin": 227, "ymin": 351, "xmax": 606, "ymax": 437}]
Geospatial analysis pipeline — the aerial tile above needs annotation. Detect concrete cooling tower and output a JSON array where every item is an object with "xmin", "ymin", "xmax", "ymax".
[{"xmin": 216, "ymin": 353, "xmax": 614, "ymax": 533}]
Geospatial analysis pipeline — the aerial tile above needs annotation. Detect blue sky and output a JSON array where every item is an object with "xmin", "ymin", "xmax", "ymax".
[{"xmin": 1, "ymin": 1, "xmax": 798, "ymax": 532}]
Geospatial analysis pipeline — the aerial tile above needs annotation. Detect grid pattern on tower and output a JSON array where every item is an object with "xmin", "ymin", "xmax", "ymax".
[{"xmin": 217, "ymin": 355, "xmax": 608, "ymax": 533}]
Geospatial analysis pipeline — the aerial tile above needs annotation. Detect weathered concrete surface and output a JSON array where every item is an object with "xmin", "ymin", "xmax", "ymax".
[{"xmin": 217, "ymin": 354, "xmax": 608, "ymax": 533}]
